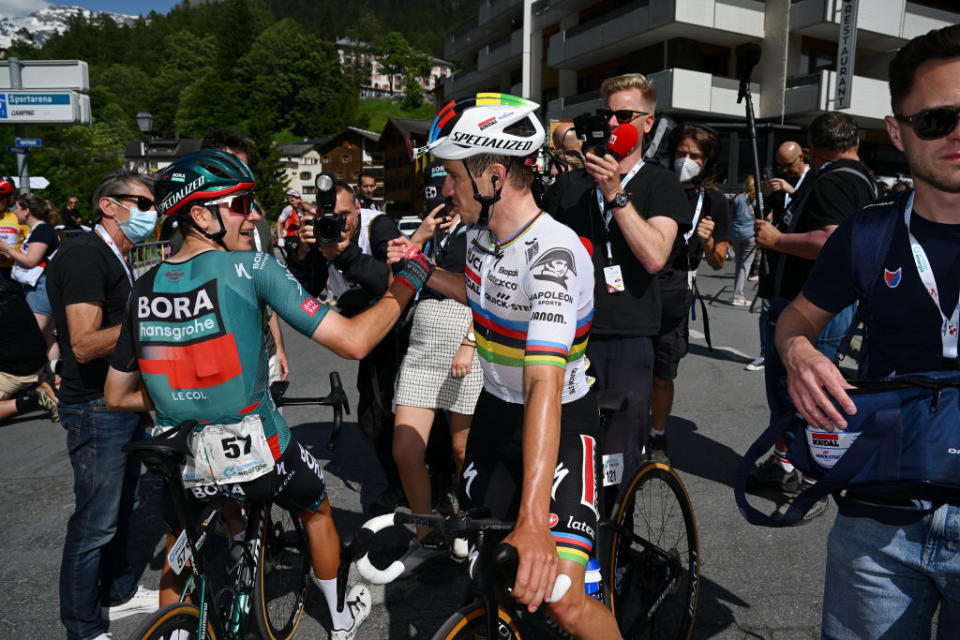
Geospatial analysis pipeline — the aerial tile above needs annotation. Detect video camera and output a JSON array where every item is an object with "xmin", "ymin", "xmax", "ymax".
[
  {"xmin": 573, "ymin": 112, "xmax": 610, "ymax": 157},
  {"xmin": 311, "ymin": 172, "xmax": 345, "ymax": 247}
]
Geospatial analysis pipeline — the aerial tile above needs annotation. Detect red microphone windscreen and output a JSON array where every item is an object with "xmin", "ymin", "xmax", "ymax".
[
  {"xmin": 607, "ymin": 124, "xmax": 639, "ymax": 159},
  {"xmin": 578, "ymin": 236, "xmax": 594, "ymax": 258}
]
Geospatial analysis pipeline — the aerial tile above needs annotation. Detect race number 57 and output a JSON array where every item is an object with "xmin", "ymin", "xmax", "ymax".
[{"xmin": 221, "ymin": 435, "xmax": 253, "ymax": 459}]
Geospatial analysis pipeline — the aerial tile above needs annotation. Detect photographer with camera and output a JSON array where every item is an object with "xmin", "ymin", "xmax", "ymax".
[
  {"xmin": 548, "ymin": 73, "xmax": 690, "ymax": 485},
  {"xmin": 290, "ymin": 176, "xmax": 410, "ymax": 513}
]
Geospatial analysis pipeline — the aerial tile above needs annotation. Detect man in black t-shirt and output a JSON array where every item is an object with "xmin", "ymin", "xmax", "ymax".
[
  {"xmin": 47, "ymin": 168, "xmax": 159, "ymax": 640},
  {"xmin": 0, "ymin": 278, "xmax": 58, "ymax": 422},
  {"xmin": 549, "ymin": 73, "xmax": 690, "ymax": 485},
  {"xmin": 62, "ymin": 195, "xmax": 85, "ymax": 230},
  {"xmin": 774, "ymin": 25, "xmax": 960, "ymax": 637},
  {"xmin": 748, "ymin": 112, "xmax": 878, "ymax": 507}
]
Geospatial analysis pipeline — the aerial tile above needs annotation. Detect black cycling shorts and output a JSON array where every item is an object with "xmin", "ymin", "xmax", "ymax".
[
  {"xmin": 653, "ymin": 288, "xmax": 693, "ymax": 381},
  {"xmin": 163, "ymin": 437, "xmax": 326, "ymax": 533},
  {"xmin": 459, "ymin": 390, "xmax": 601, "ymax": 568}
]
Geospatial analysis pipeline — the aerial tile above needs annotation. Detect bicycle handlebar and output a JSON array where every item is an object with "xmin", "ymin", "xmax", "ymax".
[
  {"xmin": 352, "ymin": 510, "xmax": 571, "ymax": 601},
  {"xmin": 270, "ymin": 371, "xmax": 350, "ymax": 451}
]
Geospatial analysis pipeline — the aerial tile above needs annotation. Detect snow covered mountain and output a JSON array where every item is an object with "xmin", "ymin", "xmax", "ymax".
[{"xmin": 0, "ymin": 5, "xmax": 140, "ymax": 49}]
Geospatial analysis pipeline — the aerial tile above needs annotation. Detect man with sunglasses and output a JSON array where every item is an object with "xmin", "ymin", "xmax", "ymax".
[
  {"xmin": 551, "ymin": 73, "xmax": 690, "ymax": 487},
  {"xmin": 763, "ymin": 141, "xmax": 810, "ymax": 220},
  {"xmin": 47, "ymin": 168, "xmax": 161, "ymax": 640},
  {"xmin": 773, "ymin": 24, "xmax": 960, "ymax": 637},
  {"xmin": 747, "ymin": 111, "xmax": 877, "ymax": 514}
]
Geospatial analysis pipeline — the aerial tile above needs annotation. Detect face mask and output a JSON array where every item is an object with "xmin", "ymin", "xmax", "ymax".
[
  {"xmin": 674, "ymin": 157, "xmax": 702, "ymax": 183},
  {"xmin": 113, "ymin": 200, "xmax": 158, "ymax": 243}
]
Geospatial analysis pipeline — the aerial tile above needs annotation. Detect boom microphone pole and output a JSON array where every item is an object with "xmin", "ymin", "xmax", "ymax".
[{"xmin": 737, "ymin": 43, "xmax": 769, "ymax": 274}]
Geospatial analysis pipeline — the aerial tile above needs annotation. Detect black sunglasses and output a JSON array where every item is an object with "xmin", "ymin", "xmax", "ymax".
[
  {"xmin": 895, "ymin": 106, "xmax": 960, "ymax": 140},
  {"xmin": 110, "ymin": 193, "xmax": 155, "ymax": 211},
  {"xmin": 598, "ymin": 108, "xmax": 649, "ymax": 124}
]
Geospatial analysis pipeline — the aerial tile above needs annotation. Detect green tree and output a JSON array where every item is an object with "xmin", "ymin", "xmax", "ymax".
[
  {"xmin": 151, "ymin": 30, "xmax": 220, "ymax": 134},
  {"xmin": 374, "ymin": 31, "xmax": 411, "ymax": 94}
]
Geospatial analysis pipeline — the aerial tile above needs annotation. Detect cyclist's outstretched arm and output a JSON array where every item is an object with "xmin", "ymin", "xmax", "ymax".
[
  {"xmin": 311, "ymin": 279, "xmax": 418, "ymax": 360},
  {"xmin": 386, "ymin": 236, "xmax": 467, "ymax": 304},
  {"xmin": 506, "ymin": 363, "xmax": 563, "ymax": 612}
]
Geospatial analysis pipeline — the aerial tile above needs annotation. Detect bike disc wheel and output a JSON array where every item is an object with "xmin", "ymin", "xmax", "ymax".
[
  {"xmin": 431, "ymin": 601, "xmax": 523, "ymax": 640},
  {"xmin": 607, "ymin": 462, "xmax": 700, "ymax": 640},
  {"xmin": 130, "ymin": 602, "xmax": 217, "ymax": 640},
  {"xmin": 253, "ymin": 503, "xmax": 311, "ymax": 640}
]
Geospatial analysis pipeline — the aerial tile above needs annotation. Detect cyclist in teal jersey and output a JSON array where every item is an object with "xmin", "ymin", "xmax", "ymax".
[{"xmin": 104, "ymin": 150, "xmax": 434, "ymax": 639}]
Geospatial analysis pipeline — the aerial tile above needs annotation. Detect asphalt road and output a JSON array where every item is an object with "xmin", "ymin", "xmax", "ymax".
[{"xmin": 0, "ymin": 259, "xmax": 835, "ymax": 640}]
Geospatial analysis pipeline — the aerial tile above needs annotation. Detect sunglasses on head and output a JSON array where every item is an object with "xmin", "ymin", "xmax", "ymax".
[
  {"xmin": 895, "ymin": 106, "xmax": 960, "ymax": 140},
  {"xmin": 207, "ymin": 192, "xmax": 256, "ymax": 214},
  {"xmin": 110, "ymin": 194, "xmax": 155, "ymax": 211},
  {"xmin": 597, "ymin": 108, "xmax": 649, "ymax": 124}
]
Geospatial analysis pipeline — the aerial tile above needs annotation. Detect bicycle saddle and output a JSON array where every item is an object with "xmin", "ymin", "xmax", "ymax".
[{"xmin": 123, "ymin": 420, "xmax": 196, "ymax": 470}]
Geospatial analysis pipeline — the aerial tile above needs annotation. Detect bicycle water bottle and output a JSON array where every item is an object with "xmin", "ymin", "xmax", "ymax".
[{"xmin": 584, "ymin": 557, "xmax": 602, "ymax": 600}]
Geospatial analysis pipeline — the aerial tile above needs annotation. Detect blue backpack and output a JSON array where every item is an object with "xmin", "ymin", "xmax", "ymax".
[{"xmin": 735, "ymin": 190, "xmax": 960, "ymax": 526}]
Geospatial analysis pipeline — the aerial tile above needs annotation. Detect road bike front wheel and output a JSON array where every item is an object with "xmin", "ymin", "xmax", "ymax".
[
  {"xmin": 130, "ymin": 602, "xmax": 218, "ymax": 640},
  {"xmin": 431, "ymin": 600, "xmax": 523, "ymax": 640},
  {"xmin": 253, "ymin": 503, "xmax": 311, "ymax": 640},
  {"xmin": 607, "ymin": 462, "xmax": 700, "ymax": 640}
]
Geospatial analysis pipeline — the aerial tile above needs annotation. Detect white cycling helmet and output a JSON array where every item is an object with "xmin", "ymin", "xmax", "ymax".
[{"xmin": 416, "ymin": 93, "xmax": 545, "ymax": 161}]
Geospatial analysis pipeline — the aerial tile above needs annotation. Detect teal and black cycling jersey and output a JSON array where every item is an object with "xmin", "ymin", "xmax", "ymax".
[{"xmin": 112, "ymin": 250, "xmax": 329, "ymax": 457}]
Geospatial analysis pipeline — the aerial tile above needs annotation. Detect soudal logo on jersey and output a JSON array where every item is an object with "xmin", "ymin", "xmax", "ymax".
[
  {"xmin": 450, "ymin": 131, "xmax": 533, "ymax": 152},
  {"xmin": 478, "ymin": 116, "xmax": 498, "ymax": 130},
  {"xmin": 136, "ymin": 280, "xmax": 225, "ymax": 345},
  {"xmin": 884, "ymin": 267, "xmax": 902, "ymax": 288},
  {"xmin": 811, "ymin": 433, "xmax": 839, "ymax": 448}
]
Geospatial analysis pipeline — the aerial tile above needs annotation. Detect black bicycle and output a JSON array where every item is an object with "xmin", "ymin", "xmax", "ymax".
[
  {"xmin": 351, "ymin": 389, "xmax": 700, "ymax": 640},
  {"xmin": 123, "ymin": 372, "xmax": 350, "ymax": 640}
]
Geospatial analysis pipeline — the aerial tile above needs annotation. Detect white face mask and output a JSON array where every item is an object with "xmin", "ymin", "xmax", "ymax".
[{"xmin": 674, "ymin": 157, "xmax": 702, "ymax": 183}]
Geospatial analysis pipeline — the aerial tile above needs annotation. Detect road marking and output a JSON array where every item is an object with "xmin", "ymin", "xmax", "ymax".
[{"xmin": 689, "ymin": 328, "xmax": 755, "ymax": 360}]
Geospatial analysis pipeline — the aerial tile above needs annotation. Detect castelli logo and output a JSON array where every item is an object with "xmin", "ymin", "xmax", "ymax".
[{"xmin": 548, "ymin": 513, "xmax": 559, "ymax": 528}]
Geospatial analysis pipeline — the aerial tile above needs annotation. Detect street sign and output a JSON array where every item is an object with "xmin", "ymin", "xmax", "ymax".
[
  {"xmin": 10, "ymin": 176, "xmax": 49, "ymax": 190},
  {"xmin": 14, "ymin": 138, "xmax": 41, "ymax": 147},
  {"xmin": 5, "ymin": 146, "xmax": 28, "ymax": 154},
  {"xmin": 0, "ymin": 90, "xmax": 90, "ymax": 125},
  {"xmin": 835, "ymin": 0, "xmax": 859, "ymax": 110},
  {"xmin": 0, "ymin": 60, "xmax": 89, "ymax": 92}
]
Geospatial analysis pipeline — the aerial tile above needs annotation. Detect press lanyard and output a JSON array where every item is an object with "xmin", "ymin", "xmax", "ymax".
[
  {"xmin": 95, "ymin": 224, "xmax": 134, "ymax": 286},
  {"xmin": 904, "ymin": 192, "xmax": 960, "ymax": 359},
  {"xmin": 683, "ymin": 188, "xmax": 705, "ymax": 243},
  {"xmin": 596, "ymin": 159, "xmax": 644, "ymax": 263},
  {"xmin": 784, "ymin": 164, "xmax": 809, "ymax": 208}
]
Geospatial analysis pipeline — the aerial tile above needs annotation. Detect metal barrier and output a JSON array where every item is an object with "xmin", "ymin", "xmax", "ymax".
[{"xmin": 128, "ymin": 240, "xmax": 171, "ymax": 278}]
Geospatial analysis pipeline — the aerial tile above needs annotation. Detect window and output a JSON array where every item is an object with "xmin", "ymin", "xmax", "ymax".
[
  {"xmin": 300, "ymin": 171, "xmax": 312, "ymax": 180},
  {"xmin": 337, "ymin": 172, "xmax": 344, "ymax": 179},
  {"xmin": 343, "ymin": 155, "xmax": 351, "ymax": 163}
]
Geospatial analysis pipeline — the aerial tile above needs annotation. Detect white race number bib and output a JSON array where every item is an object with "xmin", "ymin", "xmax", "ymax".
[{"xmin": 181, "ymin": 416, "xmax": 275, "ymax": 487}]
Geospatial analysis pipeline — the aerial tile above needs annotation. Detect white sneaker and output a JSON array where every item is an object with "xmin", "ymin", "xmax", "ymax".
[
  {"xmin": 104, "ymin": 584, "xmax": 159, "ymax": 620},
  {"xmin": 452, "ymin": 537, "xmax": 469, "ymax": 562},
  {"xmin": 330, "ymin": 584, "xmax": 371, "ymax": 640},
  {"xmin": 90, "ymin": 634, "xmax": 112, "ymax": 640},
  {"xmin": 745, "ymin": 356, "xmax": 765, "ymax": 371}
]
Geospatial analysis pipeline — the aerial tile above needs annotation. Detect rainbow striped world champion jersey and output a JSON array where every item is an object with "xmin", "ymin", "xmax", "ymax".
[{"xmin": 465, "ymin": 210, "xmax": 594, "ymax": 404}]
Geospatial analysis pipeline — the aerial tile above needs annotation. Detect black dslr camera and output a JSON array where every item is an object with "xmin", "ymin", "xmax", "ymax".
[
  {"xmin": 311, "ymin": 172, "xmax": 345, "ymax": 247},
  {"xmin": 573, "ymin": 112, "xmax": 610, "ymax": 157}
]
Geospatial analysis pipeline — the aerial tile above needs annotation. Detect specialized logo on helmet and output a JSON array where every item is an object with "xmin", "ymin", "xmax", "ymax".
[
  {"xmin": 158, "ymin": 176, "xmax": 206, "ymax": 214},
  {"xmin": 450, "ymin": 131, "xmax": 534, "ymax": 152},
  {"xmin": 531, "ymin": 247, "xmax": 577, "ymax": 289}
]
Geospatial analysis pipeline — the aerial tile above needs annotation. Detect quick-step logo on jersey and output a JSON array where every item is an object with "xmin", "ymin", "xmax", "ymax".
[{"xmin": 136, "ymin": 279, "xmax": 243, "ymax": 390}]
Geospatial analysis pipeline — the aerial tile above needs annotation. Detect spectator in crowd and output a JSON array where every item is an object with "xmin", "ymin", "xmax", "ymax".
[
  {"xmin": 357, "ymin": 171, "xmax": 380, "ymax": 211},
  {"xmin": 47, "ymin": 168, "xmax": 160, "ymax": 640},
  {"xmin": 0, "ymin": 277, "xmax": 58, "ymax": 422},
  {"xmin": 763, "ymin": 141, "xmax": 810, "ymax": 220},
  {"xmin": 0, "ymin": 194, "xmax": 61, "ymax": 378},
  {"xmin": 291, "ymin": 182, "xmax": 409, "ymax": 514},
  {"xmin": 62, "ymin": 195, "xmax": 86, "ymax": 231},
  {"xmin": 392, "ymin": 201, "xmax": 481, "ymax": 567},
  {"xmin": 549, "ymin": 73, "xmax": 690, "ymax": 486},
  {"xmin": 648, "ymin": 124, "xmax": 730, "ymax": 462},
  {"xmin": 549, "ymin": 120, "xmax": 585, "ymax": 176},
  {"xmin": 776, "ymin": 24, "xmax": 960, "ymax": 636},
  {"xmin": 276, "ymin": 189, "xmax": 313, "ymax": 262},
  {"xmin": 0, "ymin": 176, "xmax": 27, "ymax": 281},
  {"xmin": 748, "ymin": 111, "xmax": 878, "ymax": 519},
  {"xmin": 731, "ymin": 175, "xmax": 758, "ymax": 306}
]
